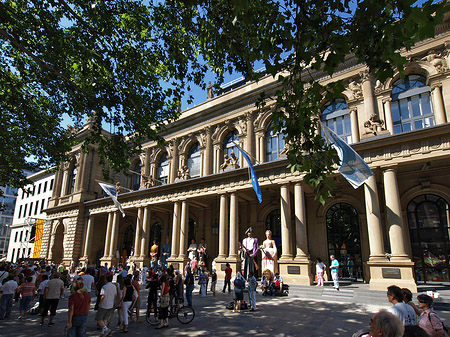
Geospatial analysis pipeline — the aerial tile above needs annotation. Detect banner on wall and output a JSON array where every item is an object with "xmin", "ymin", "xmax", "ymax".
[{"xmin": 32, "ymin": 219, "xmax": 45, "ymax": 258}]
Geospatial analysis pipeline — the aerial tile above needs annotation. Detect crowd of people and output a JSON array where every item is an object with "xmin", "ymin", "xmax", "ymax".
[{"xmin": 358, "ymin": 285, "xmax": 449, "ymax": 337}]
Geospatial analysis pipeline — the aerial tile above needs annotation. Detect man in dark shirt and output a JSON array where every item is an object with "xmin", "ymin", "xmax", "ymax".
[{"xmin": 184, "ymin": 267, "xmax": 194, "ymax": 307}]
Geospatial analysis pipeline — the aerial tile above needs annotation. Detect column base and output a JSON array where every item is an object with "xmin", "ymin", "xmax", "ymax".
[
  {"xmin": 278, "ymin": 259, "xmax": 313, "ymax": 285},
  {"xmin": 100, "ymin": 256, "xmax": 120, "ymax": 269},
  {"xmin": 214, "ymin": 257, "xmax": 233, "ymax": 280},
  {"xmin": 167, "ymin": 257, "xmax": 189, "ymax": 272},
  {"xmin": 129, "ymin": 256, "xmax": 150, "ymax": 270},
  {"xmin": 366, "ymin": 260, "xmax": 417, "ymax": 292}
]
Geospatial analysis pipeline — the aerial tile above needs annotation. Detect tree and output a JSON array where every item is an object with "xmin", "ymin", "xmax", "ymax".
[{"xmin": 0, "ymin": 0, "xmax": 445, "ymax": 202}]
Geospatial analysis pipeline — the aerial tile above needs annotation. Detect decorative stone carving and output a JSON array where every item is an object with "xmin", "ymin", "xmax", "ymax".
[
  {"xmin": 253, "ymin": 111, "xmax": 264, "ymax": 129},
  {"xmin": 421, "ymin": 50, "xmax": 447, "ymax": 73},
  {"xmin": 348, "ymin": 80, "xmax": 363, "ymax": 100},
  {"xmin": 374, "ymin": 80, "xmax": 384, "ymax": 94},
  {"xmin": 181, "ymin": 165, "xmax": 190, "ymax": 180},
  {"xmin": 211, "ymin": 125, "xmax": 221, "ymax": 143},
  {"xmin": 74, "ymin": 151, "xmax": 81, "ymax": 166},
  {"xmin": 359, "ymin": 69, "xmax": 370, "ymax": 82},
  {"xmin": 139, "ymin": 151, "xmax": 146, "ymax": 165},
  {"xmin": 236, "ymin": 118, "xmax": 247, "ymax": 136},
  {"xmin": 115, "ymin": 182, "xmax": 123, "ymax": 194},
  {"xmin": 141, "ymin": 174, "xmax": 155, "ymax": 188},
  {"xmin": 279, "ymin": 143, "xmax": 290, "ymax": 157},
  {"xmin": 207, "ymin": 81, "xmax": 214, "ymax": 99},
  {"xmin": 219, "ymin": 153, "xmax": 239, "ymax": 171},
  {"xmin": 364, "ymin": 113, "xmax": 385, "ymax": 135},
  {"xmin": 62, "ymin": 161, "xmax": 71, "ymax": 171},
  {"xmin": 196, "ymin": 132, "xmax": 206, "ymax": 148}
]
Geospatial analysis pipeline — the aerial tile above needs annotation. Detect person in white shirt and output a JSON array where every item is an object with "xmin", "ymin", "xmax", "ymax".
[
  {"xmin": 95, "ymin": 274, "xmax": 116, "ymax": 337},
  {"xmin": 315, "ymin": 258, "xmax": 326, "ymax": 287},
  {"xmin": 0, "ymin": 276, "xmax": 18, "ymax": 319},
  {"xmin": 386, "ymin": 285, "xmax": 416, "ymax": 326},
  {"xmin": 80, "ymin": 269, "xmax": 95, "ymax": 295}
]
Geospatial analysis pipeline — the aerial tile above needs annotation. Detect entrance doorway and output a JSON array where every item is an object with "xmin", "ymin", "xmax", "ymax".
[
  {"xmin": 326, "ymin": 203, "xmax": 362, "ymax": 280},
  {"xmin": 150, "ymin": 222, "xmax": 162, "ymax": 246},
  {"xmin": 407, "ymin": 194, "xmax": 450, "ymax": 283},
  {"xmin": 265, "ymin": 209, "xmax": 282, "ymax": 258},
  {"xmin": 51, "ymin": 223, "xmax": 64, "ymax": 264}
]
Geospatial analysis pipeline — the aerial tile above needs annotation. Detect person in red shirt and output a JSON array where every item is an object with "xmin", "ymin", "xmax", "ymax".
[
  {"xmin": 67, "ymin": 278, "xmax": 91, "ymax": 337},
  {"xmin": 131, "ymin": 271, "xmax": 141, "ymax": 323},
  {"xmin": 222, "ymin": 263, "xmax": 232, "ymax": 293},
  {"xmin": 18, "ymin": 276, "xmax": 35, "ymax": 319}
]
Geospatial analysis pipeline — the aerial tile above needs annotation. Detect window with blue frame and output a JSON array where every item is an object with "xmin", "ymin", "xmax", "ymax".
[
  {"xmin": 131, "ymin": 162, "xmax": 141, "ymax": 191},
  {"xmin": 391, "ymin": 75, "xmax": 434, "ymax": 134},
  {"xmin": 187, "ymin": 143, "xmax": 201, "ymax": 178},
  {"xmin": 157, "ymin": 153, "xmax": 169, "ymax": 185},
  {"xmin": 223, "ymin": 131, "xmax": 239, "ymax": 166},
  {"xmin": 321, "ymin": 98, "xmax": 352, "ymax": 144},
  {"xmin": 266, "ymin": 122, "xmax": 285, "ymax": 162}
]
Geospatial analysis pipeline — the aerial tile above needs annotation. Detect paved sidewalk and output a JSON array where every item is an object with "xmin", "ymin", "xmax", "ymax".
[{"xmin": 0, "ymin": 282, "xmax": 449, "ymax": 336}]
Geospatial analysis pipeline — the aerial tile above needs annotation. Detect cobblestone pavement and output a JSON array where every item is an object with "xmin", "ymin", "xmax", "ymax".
[{"xmin": 1, "ymin": 287, "xmax": 449, "ymax": 337}]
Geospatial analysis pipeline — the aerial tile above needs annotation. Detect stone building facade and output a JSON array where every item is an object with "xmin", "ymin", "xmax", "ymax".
[{"xmin": 41, "ymin": 18, "xmax": 450, "ymax": 291}]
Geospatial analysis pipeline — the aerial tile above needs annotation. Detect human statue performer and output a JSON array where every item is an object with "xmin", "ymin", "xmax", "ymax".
[
  {"xmin": 150, "ymin": 240, "xmax": 159, "ymax": 271},
  {"xmin": 241, "ymin": 227, "xmax": 259, "ymax": 280},
  {"xmin": 161, "ymin": 237, "xmax": 171, "ymax": 269},
  {"xmin": 261, "ymin": 229, "xmax": 277, "ymax": 275}
]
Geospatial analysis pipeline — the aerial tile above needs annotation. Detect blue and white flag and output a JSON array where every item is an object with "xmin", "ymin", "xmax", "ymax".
[
  {"xmin": 98, "ymin": 182, "xmax": 126, "ymax": 217},
  {"xmin": 234, "ymin": 145, "xmax": 263, "ymax": 203},
  {"xmin": 322, "ymin": 125, "xmax": 373, "ymax": 189}
]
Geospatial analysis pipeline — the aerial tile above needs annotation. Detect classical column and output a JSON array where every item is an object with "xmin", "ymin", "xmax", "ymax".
[
  {"xmin": 133, "ymin": 207, "xmax": 143, "ymax": 257},
  {"xmin": 259, "ymin": 133, "xmax": 265, "ymax": 163},
  {"xmin": 83, "ymin": 216, "xmax": 94, "ymax": 259},
  {"xmin": 218, "ymin": 194, "xmax": 228, "ymax": 258},
  {"xmin": 76, "ymin": 152, "xmax": 88, "ymax": 192},
  {"xmin": 140, "ymin": 206, "xmax": 151, "ymax": 257},
  {"xmin": 213, "ymin": 144, "xmax": 221, "ymax": 174},
  {"xmin": 383, "ymin": 98, "xmax": 394, "ymax": 134},
  {"xmin": 178, "ymin": 200, "xmax": 189, "ymax": 259},
  {"xmin": 383, "ymin": 168, "xmax": 409, "ymax": 260},
  {"xmin": 361, "ymin": 70, "xmax": 377, "ymax": 121},
  {"xmin": 246, "ymin": 113, "xmax": 255, "ymax": 164},
  {"xmin": 431, "ymin": 84, "xmax": 447, "ymax": 125},
  {"xmin": 108, "ymin": 211, "xmax": 119, "ymax": 257},
  {"xmin": 294, "ymin": 183, "xmax": 308, "ymax": 259},
  {"xmin": 169, "ymin": 139, "xmax": 179, "ymax": 183},
  {"xmin": 228, "ymin": 192, "xmax": 239, "ymax": 258},
  {"xmin": 280, "ymin": 185, "xmax": 293, "ymax": 259},
  {"xmin": 103, "ymin": 212, "xmax": 114, "ymax": 258},
  {"xmin": 350, "ymin": 108, "xmax": 360, "ymax": 143},
  {"xmin": 204, "ymin": 127, "xmax": 213, "ymax": 175},
  {"xmin": 170, "ymin": 201, "xmax": 181, "ymax": 258},
  {"xmin": 364, "ymin": 175, "xmax": 386, "ymax": 260}
]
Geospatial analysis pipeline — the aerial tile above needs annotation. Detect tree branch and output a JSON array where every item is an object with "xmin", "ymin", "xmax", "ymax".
[
  {"xmin": 0, "ymin": 28, "xmax": 94, "ymax": 100},
  {"xmin": 58, "ymin": 0, "xmax": 99, "ymax": 37}
]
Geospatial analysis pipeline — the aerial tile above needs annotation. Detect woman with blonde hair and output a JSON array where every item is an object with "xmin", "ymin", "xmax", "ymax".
[{"xmin": 67, "ymin": 278, "xmax": 91, "ymax": 337}]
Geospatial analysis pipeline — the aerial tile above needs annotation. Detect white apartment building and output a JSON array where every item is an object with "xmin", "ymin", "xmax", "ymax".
[
  {"xmin": 7, "ymin": 170, "xmax": 55, "ymax": 262},
  {"xmin": 0, "ymin": 185, "xmax": 18, "ymax": 259}
]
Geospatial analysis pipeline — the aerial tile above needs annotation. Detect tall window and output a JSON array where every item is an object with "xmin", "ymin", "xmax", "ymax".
[
  {"xmin": 69, "ymin": 166, "xmax": 77, "ymax": 194},
  {"xmin": 187, "ymin": 143, "xmax": 201, "ymax": 178},
  {"xmin": 391, "ymin": 75, "xmax": 434, "ymax": 134},
  {"xmin": 131, "ymin": 162, "xmax": 141, "ymax": 191},
  {"xmin": 321, "ymin": 99, "xmax": 352, "ymax": 144},
  {"xmin": 157, "ymin": 153, "xmax": 169, "ymax": 185},
  {"xmin": 223, "ymin": 131, "xmax": 239, "ymax": 166},
  {"xmin": 266, "ymin": 122, "xmax": 285, "ymax": 162}
]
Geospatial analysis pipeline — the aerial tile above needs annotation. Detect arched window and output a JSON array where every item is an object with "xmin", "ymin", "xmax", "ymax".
[
  {"xmin": 131, "ymin": 162, "xmax": 141, "ymax": 191},
  {"xmin": 326, "ymin": 203, "xmax": 362, "ymax": 280},
  {"xmin": 266, "ymin": 122, "xmax": 285, "ymax": 162},
  {"xmin": 321, "ymin": 99, "xmax": 352, "ymax": 144},
  {"xmin": 407, "ymin": 194, "xmax": 450, "ymax": 283},
  {"xmin": 265, "ymin": 209, "xmax": 282, "ymax": 257},
  {"xmin": 68, "ymin": 166, "xmax": 77, "ymax": 194},
  {"xmin": 391, "ymin": 75, "xmax": 434, "ymax": 134},
  {"xmin": 187, "ymin": 143, "xmax": 201, "ymax": 178},
  {"xmin": 157, "ymin": 153, "xmax": 169, "ymax": 185},
  {"xmin": 223, "ymin": 131, "xmax": 239, "ymax": 166},
  {"xmin": 150, "ymin": 222, "xmax": 162, "ymax": 246},
  {"xmin": 188, "ymin": 218, "xmax": 197, "ymax": 243},
  {"xmin": 123, "ymin": 225, "xmax": 134, "ymax": 256}
]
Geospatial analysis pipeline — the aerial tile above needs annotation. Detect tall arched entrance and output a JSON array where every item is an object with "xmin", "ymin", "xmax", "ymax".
[
  {"xmin": 150, "ymin": 222, "xmax": 162, "ymax": 245},
  {"xmin": 265, "ymin": 209, "xmax": 282, "ymax": 258},
  {"xmin": 123, "ymin": 225, "xmax": 134, "ymax": 256},
  {"xmin": 51, "ymin": 223, "xmax": 64, "ymax": 265},
  {"xmin": 326, "ymin": 203, "xmax": 362, "ymax": 280},
  {"xmin": 407, "ymin": 194, "xmax": 450, "ymax": 283}
]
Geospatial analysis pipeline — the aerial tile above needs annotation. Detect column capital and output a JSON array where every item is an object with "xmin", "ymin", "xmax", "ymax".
[
  {"xmin": 430, "ymin": 82, "xmax": 443, "ymax": 91},
  {"xmin": 382, "ymin": 97, "xmax": 392, "ymax": 104}
]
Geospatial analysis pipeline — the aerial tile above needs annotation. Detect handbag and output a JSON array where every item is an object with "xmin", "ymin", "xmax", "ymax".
[{"xmin": 160, "ymin": 294, "xmax": 170, "ymax": 308}]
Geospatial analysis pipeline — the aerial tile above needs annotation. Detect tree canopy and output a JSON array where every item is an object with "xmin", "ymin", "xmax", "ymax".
[{"xmin": 0, "ymin": 0, "xmax": 445, "ymax": 202}]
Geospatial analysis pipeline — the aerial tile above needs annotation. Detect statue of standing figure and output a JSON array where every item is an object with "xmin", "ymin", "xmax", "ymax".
[{"xmin": 207, "ymin": 81, "xmax": 214, "ymax": 99}]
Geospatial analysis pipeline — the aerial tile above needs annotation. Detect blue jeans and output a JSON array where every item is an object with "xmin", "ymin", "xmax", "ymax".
[
  {"xmin": 248, "ymin": 289, "xmax": 256, "ymax": 309},
  {"xmin": 0, "ymin": 294, "xmax": 13, "ymax": 319},
  {"xmin": 185, "ymin": 284, "xmax": 194, "ymax": 307},
  {"xmin": 67, "ymin": 315, "xmax": 88, "ymax": 337}
]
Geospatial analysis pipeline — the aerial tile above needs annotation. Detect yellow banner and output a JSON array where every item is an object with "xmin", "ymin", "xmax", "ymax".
[{"xmin": 32, "ymin": 219, "xmax": 45, "ymax": 258}]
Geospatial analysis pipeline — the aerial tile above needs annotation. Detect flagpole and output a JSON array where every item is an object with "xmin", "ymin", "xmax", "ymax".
[
  {"xmin": 128, "ymin": 170, "xmax": 166, "ymax": 185},
  {"xmin": 94, "ymin": 179, "xmax": 133, "ymax": 192},
  {"xmin": 231, "ymin": 141, "xmax": 260, "ymax": 165}
]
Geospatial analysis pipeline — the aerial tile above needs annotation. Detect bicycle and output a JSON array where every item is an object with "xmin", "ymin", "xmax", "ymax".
[{"xmin": 146, "ymin": 300, "xmax": 195, "ymax": 325}]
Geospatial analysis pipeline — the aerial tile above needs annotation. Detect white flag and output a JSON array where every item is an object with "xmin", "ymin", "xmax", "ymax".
[
  {"xmin": 322, "ymin": 125, "xmax": 373, "ymax": 189},
  {"xmin": 98, "ymin": 182, "xmax": 125, "ymax": 217}
]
